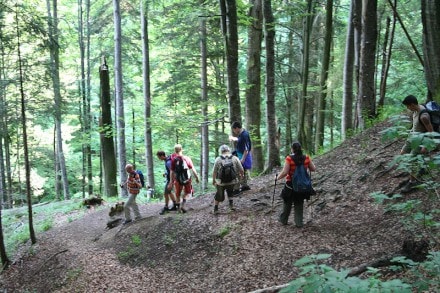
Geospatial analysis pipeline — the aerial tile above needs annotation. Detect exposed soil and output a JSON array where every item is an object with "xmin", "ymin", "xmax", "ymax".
[{"xmin": 0, "ymin": 120, "xmax": 438, "ymax": 292}]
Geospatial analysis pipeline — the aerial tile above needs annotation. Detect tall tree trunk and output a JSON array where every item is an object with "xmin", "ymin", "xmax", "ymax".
[
  {"xmin": 85, "ymin": 0, "xmax": 92, "ymax": 195},
  {"xmin": 141, "ymin": 0, "xmax": 155, "ymax": 189},
  {"xmin": 357, "ymin": 0, "xmax": 377, "ymax": 129},
  {"xmin": 113, "ymin": 0, "xmax": 127, "ymax": 195},
  {"xmin": 99, "ymin": 57, "xmax": 118, "ymax": 197},
  {"xmin": 47, "ymin": 0, "xmax": 70, "ymax": 200},
  {"xmin": 421, "ymin": 0, "xmax": 440, "ymax": 100},
  {"xmin": 263, "ymin": 0, "xmax": 280, "ymax": 171},
  {"xmin": 220, "ymin": 0, "xmax": 241, "ymax": 123},
  {"xmin": 245, "ymin": 0, "xmax": 264, "ymax": 172},
  {"xmin": 298, "ymin": 0, "xmax": 314, "ymax": 146},
  {"xmin": 379, "ymin": 9, "xmax": 396, "ymax": 108},
  {"xmin": 15, "ymin": 7, "xmax": 36, "ymax": 244},
  {"xmin": 315, "ymin": 0, "xmax": 333, "ymax": 153},
  {"xmin": 342, "ymin": 0, "xmax": 357, "ymax": 139}
]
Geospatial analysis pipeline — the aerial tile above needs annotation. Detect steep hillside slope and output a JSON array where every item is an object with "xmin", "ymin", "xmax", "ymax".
[{"xmin": 0, "ymin": 120, "xmax": 437, "ymax": 292}]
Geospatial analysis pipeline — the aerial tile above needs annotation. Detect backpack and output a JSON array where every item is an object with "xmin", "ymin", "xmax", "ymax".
[
  {"xmin": 290, "ymin": 156, "xmax": 313, "ymax": 196},
  {"xmin": 217, "ymin": 155, "xmax": 237, "ymax": 183},
  {"xmin": 419, "ymin": 101, "xmax": 440, "ymax": 132},
  {"xmin": 174, "ymin": 156, "xmax": 190, "ymax": 185},
  {"xmin": 136, "ymin": 170, "xmax": 145, "ymax": 188}
]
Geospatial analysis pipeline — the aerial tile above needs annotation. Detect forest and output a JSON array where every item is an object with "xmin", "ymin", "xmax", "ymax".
[{"xmin": 0, "ymin": 0, "xmax": 439, "ymax": 278}]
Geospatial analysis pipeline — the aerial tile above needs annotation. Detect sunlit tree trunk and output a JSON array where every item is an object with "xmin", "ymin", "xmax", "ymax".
[
  {"xmin": 357, "ymin": 0, "xmax": 377, "ymax": 129},
  {"xmin": 246, "ymin": 0, "xmax": 264, "ymax": 172},
  {"xmin": 220, "ymin": 0, "xmax": 241, "ymax": 123},
  {"xmin": 47, "ymin": 0, "xmax": 70, "ymax": 199},
  {"xmin": 379, "ymin": 10, "xmax": 395, "ymax": 108},
  {"xmin": 15, "ymin": 7, "xmax": 36, "ymax": 244},
  {"xmin": 421, "ymin": 0, "xmax": 440, "ymax": 100},
  {"xmin": 315, "ymin": 0, "xmax": 333, "ymax": 153},
  {"xmin": 113, "ymin": 0, "xmax": 127, "ymax": 196},
  {"xmin": 263, "ymin": 0, "xmax": 280, "ymax": 172},
  {"xmin": 298, "ymin": 0, "xmax": 314, "ymax": 146},
  {"xmin": 99, "ymin": 58, "xmax": 118, "ymax": 197},
  {"xmin": 141, "ymin": 0, "xmax": 155, "ymax": 189},
  {"xmin": 199, "ymin": 10, "xmax": 209, "ymax": 191}
]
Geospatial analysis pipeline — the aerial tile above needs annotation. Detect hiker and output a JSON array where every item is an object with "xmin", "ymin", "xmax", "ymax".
[
  {"xmin": 400, "ymin": 95, "xmax": 434, "ymax": 193},
  {"xmin": 229, "ymin": 121, "xmax": 252, "ymax": 192},
  {"xmin": 212, "ymin": 144, "xmax": 244, "ymax": 214},
  {"xmin": 156, "ymin": 150, "xmax": 177, "ymax": 214},
  {"xmin": 167, "ymin": 144, "xmax": 199, "ymax": 213},
  {"xmin": 276, "ymin": 142, "xmax": 316, "ymax": 227},
  {"xmin": 121, "ymin": 163, "xmax": 142, "ymax": 224}
]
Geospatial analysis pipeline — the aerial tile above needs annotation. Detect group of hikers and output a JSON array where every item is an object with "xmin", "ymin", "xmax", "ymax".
[{"xmin": 119, "ymin": 95, "xmax": 434, "ymax": 227}]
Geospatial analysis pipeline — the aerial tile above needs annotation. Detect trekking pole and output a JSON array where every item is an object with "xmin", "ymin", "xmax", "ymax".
[{"xmin": 271, "ymin": 173, "xmax": 278, "ymax": 212}]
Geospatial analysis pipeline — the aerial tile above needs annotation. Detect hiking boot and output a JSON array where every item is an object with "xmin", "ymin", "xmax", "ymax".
[
  {"xmin": 169, "ymin": 205, "xmax": 177, "ymax": 211},
  {"xmin": 228, "ymin": 206, "xmax": 236, "ymax": 212},
  {"xmin": 401, "ymin": 181, "xmax": 420, "ymax": 194},
  {"xmin": 179, "ymin": 207, "xmax": 187, "ymax": 214},
  {"xmin": 213, "ymin": 209, "xmax": 219, "ymax": 215},
  {"xmin": 159, "ymin": 207, "xmax": 170, "ymax": 215},
  {"xmin": 232, "ymin": 189, "xmax": 241, "ymax": 196},
  {"xmin": 240, "ymin": 185, "xmax": 251, "ymax": 192},
  {"xmin": 123, "ymin": 219, "xmax": 132, "ymax": 225}
]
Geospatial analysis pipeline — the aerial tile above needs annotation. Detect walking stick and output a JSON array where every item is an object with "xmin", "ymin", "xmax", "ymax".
[{"xmin": 271, "ymin": 173, "xmax": 278, "ymax": 212}]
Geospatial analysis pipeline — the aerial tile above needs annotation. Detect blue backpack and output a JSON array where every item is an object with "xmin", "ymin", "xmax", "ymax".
[
  {"xmin": 136, "ymin": 170, "xmax": 145, "ymax": 187},
  {"xmin": 291, "ymin": 157, "xmax": 313, "ymax": 195}
]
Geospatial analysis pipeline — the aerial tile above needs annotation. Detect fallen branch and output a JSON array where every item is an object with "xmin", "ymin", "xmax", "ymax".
[
  {"xmin": 34, "ymin": 249, "xmax": 68, "ymax": 276},
  {"xmin": 247, "ymin": 283, "xmax": 289, "ymax": 293}
]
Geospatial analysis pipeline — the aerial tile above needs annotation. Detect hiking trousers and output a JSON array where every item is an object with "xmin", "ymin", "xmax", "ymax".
[
  {"xmin": 279, "ymin": 198, "xmax": 304, "ymax": 227},
  {"xmin": 125, "ymin": 192, "xmax": 141, "ymax": 221}
]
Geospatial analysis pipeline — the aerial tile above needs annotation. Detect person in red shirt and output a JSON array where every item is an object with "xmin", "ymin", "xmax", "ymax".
[
  {"xmin": 276, "ymin": 142, "xmax": 316, "ymax": 227},
  {"xmin": 167, "ymin": 144, "xmax": 199, "ymax": 213},
  {"xmin": 121, "ymin": 164, "xmax": 142, "ymax": 224}
]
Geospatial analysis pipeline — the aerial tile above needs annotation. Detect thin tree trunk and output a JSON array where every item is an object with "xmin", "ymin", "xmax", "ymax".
[
  {"xmin": 246, "ymin": 0, "xmax": 264, "ymax": 172},
  {"xmin": 47, "ymin": 0, "xmax": 70, "ymax": 200},
  {"xmin": 298, "ymin": 0, "xmax": 314, "ymax": 146},
  {"xmin": 141, "ymin": 1, "xmax": 155, "ymax": 189},
  {"xmin": 342, "ymin": 0, "xmax": 357, "ymax": 139},
  {"xmin": 315, "ymin": 0, "xmax": 333, "ymax": 153},
  {"xmin": 200, "ymin": 8, "xmax": 209, "ymax": 191},
  {"xmin": 379, "ymin": 7, "xmax": 396, "ymax": 108},
  {"xmin": 263, "ymin": 0, "xmax": 280, "ymax": 172},
  {"xmin": 15, "ymin": 7, "xmax": 36, "ymax": 244},
  {"xmin": 113, "ymin": 0, "xmax": 127, "ymax": 195}
]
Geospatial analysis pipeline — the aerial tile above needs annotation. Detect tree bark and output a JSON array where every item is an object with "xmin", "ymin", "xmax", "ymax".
[
  {"xmin": 141, "ymin": 0, "xmax": 155, "ymax": 189},
  {"xmin": 263, "ymin": 0, "xmax": 280, "ymax": 171},
  {"xmin": 421, "ymin": 0, "xmax": 440, "ymax": 100},
  {"xmin": 315, "ymin": 0, "xmax": 333, "ymax": 153},
  {"xmin": 200, "ymin": 6, "xmax": 209, "ymax": 190},
  {"xmin": 99, "ymin": 58, "xmax": 118, "ymax": 197},
  {"xmin": 220, "ymin": 0, "xmax": 241, "ymax": 123},
  {"xmin": 113, "ymin": 0, "xmax": 127, "ymax": 196},
  {"xmin": 47, "ymin": 0, "xmax": 70, "ymax": 200},
  {"xmin": 246, "ymin": 0, "xmax": 264, "ymax": 172},
  {"xmin": 357, "ymin": 0, "xmax": 377, "ymax": 129}
]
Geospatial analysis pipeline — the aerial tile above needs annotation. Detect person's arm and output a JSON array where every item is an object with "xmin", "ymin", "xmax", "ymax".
[
  {"xmin": 420, "ymin": 113, "xmax": 434, "ymax": 132},
  {"xmin": 187, "ymin": 157, "xmax": 200, "ymax": 183},
  {"xmin": 308, "ymin": 160, "xmax": 316, "ymax": 172},
  {"xmin": 276, "ymin": 161, "xmax": 290, "ymax": 181}
]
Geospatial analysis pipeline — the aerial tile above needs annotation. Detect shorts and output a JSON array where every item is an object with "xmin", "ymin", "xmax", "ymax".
[
  {"xmin": 214, "ymin": 185, "xmax": 234, "ymax": 202},
  {"xmin": 174, "ymin": 180, "xmax": 192, "ymax": 196},
  {"xmin": 164, "ymin": 181, "xmax": 172, "ymax": 194}
]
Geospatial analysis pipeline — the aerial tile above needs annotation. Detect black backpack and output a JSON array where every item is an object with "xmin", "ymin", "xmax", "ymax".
[
  {"xmin": 419, "ymin": 101, "xmax": 440, "ymax": 132},
  {"xmin": 217, "ymin": 155, "xmax": 237, "ymax": 183},
  {"xmin": 174, "ymin": 156, "xmax": 190, "ymax": 185}
]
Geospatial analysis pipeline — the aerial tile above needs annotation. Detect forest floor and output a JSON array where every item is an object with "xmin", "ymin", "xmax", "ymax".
[{"xmin": 0, "ymin": 120, "xmax": 439, "ymax": 292}]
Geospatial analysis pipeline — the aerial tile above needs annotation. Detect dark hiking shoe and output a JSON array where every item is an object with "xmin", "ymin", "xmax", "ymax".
[
  {"xmin": 401, "ymin": 181, "xmax": 420, "ymax": 194},
  {"xmin": 213, "ymin": 209, "xmax": 219, "ymax": 215},
  {"xmin": 232, "ymin": 189, "xmax": 241, "ymax": 196},
  {"xmin": 179, "ymin": 207, "xmax": 187, "ymax": 214},
  {"xmin": 240, "ymin": 186, "xmax": 251, "ymax": 192},
  {"xmin": 159, "ymin": 207, "xmax": 170, "ymax": 215},
  {"xmin": 169, "ymin": 205, "xmax": 177, "ymax": 211}
]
